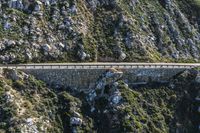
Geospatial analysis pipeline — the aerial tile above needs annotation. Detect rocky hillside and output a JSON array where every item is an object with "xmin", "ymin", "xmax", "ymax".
[
  {"xmin": 0, "ymin": 68, "xmax": 200, "ymax": 133},
  {"xmin": 0, "ymin": 0, "xmax": 200, "ymax": 63}
]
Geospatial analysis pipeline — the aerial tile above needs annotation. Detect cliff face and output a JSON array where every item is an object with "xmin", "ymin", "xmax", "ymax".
[
  {"xmin": 0, "ymin": 0, "xmax": 200, "ymax": 63},
  {"xmin": 0, "ymin": 68, "xmax": 199, "ymax": 133}
]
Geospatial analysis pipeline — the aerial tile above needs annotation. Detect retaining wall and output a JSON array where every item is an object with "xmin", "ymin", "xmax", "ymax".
[{"xmin": 21, "ymin": 68, "xmax": 186, "ymax": 90}]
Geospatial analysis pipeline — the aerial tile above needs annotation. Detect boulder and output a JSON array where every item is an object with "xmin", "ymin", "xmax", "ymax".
[
  {"xmin": 111, "ymin": 95, "xmax": 122, "ymax": 105},
  {"xmin": 0, "ymin": 42, "xmax": 5, "ymax": 51},
  {"xmin": 4, "ymin": 21, "xmax": 12, "ymax": 30},
  {"xmin": 69, "ymin": 5, "xmax": 77, "ymax": 14},
  {"xmin": 78, "ymin": 51, "xmax": 87, "ymax": 61},
  {"xmin": 57, "ymin": 42, "xmax": 65, "ymax": 49},
  {"xmin": 87, "ymin": 90, "xmax": 97, "ymax": 102},
  {"xmin": 5, "ymin": 91, "xmax": 14, "ymax": 103},
  {"xmin": 119, "ymin": 51, "xmax": 126, "ymax": 60},
  {"xmin": 34, "ymin": 1, "xmax": 43, "ymax": 12},
  {"xmin": 42, "ymin": 44, "xmax": 52, "ymax": 52},
  {"xmin": 70, "ymin": 117, "xmax": 82, "ymax": 126},
  {"xmin": 25, "ymin": 51, "xmax": 32, "ymax": 60},
  {"xmin": 7, "ymin": 40, "xmax": 16, "ymax": 47}
]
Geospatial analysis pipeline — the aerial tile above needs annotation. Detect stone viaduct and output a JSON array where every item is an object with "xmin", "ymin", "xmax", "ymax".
[{"xmin": 0, "ymin": 63, "xmax": 199, "ymax": 90}]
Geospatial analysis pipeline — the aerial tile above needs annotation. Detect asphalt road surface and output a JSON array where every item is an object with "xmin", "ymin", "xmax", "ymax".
[{"xmin": 0, "ymin": 63, "xmax": 200, "ymax": 69}]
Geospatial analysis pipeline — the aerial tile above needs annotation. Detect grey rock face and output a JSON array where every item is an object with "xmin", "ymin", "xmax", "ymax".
[{"xmin": 87, "ymin": 68, "xmax": 123, "ymax": 106}]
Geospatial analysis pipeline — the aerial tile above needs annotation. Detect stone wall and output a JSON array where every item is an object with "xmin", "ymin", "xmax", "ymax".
[
  {"xmin": 21, "ymin": 68, "xmax": 186, "ymax": 90},
  {"xmin": 122, "ymin": 68, "xmax": 185, "ymax": 83}
]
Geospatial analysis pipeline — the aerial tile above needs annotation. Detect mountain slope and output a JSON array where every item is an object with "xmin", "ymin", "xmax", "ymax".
[
  {"xmin": 0, "ymin": 68, "xmax": 200, "ymax": 132},
  {"xmin": 0, "ymin": 0, "xmax": 200, "ymax": 63}
]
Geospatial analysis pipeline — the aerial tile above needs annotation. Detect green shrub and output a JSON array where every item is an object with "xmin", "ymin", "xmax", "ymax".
[{"xmin": 13, "ymin": 80, "xmax": 25, "ymax": 89}]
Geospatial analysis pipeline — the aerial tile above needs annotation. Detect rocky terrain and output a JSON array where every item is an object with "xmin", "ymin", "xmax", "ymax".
[
  {"xmin": 0, "ymin": 0, "xmax": 200, "ymax": 63},
  {"xmin": 1, "ymin": 0, "xmax": 200, "ymax": 133},
  {"xmin": 0, "ymin": 68, "xmax": 199, "ymax": 133}
]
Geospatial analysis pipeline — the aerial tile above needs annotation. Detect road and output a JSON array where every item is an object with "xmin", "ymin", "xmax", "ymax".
[{"xmin": 0, "ymin": 63, "xmax": 200, "ymax": 69}]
